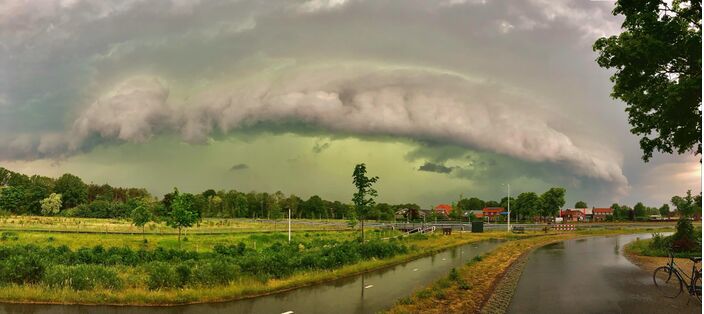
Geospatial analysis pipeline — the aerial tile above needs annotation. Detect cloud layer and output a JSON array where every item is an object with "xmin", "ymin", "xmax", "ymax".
[{"xmin": 2, "ymin": 65, "xmax": 629, "ymax": 194}]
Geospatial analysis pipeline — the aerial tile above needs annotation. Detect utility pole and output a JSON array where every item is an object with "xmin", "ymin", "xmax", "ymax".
[{"xmin": 288, "ymin": 207, "xmax": 291, "ymax": 243}]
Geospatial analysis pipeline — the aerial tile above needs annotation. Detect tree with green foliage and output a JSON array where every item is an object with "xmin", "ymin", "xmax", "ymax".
[
  {"xmin": 54, "ymin": 173, "xmax": 88, "ymax": 209},
  {"xmin": 574, "ymin": 201, "xmax": 587, "ymax": 209},
  {"xmin": 539, "ymin": 188, "xmax": 566, "ymax": 219},
  {"xmin": 671, "ymin": 190, "xmax": 699, "ymax": 217},
  {"xmin": 0, "ymin": 186, "xmax": 25, "ymax": 213},
  {"xmin": 40, "ymin": 193, "xmax": 62, "ymax": 216},
  {"xmin": 485, "ymin": 200, "xmax": 500, "ymax": 207},
  {"xmin": 515, "ymin": 192, "xmax": 540, "ymax": 221},
  {"xmin": 352, "ymin": 163, "xmax": 378, "ymax": 242},
  {"xmin": 270, "ymin": 201, "xmax": 283, "ymax": 230},
  {"xmin": 466, "ymin": 197, "xmax": 485, "ymax": 211},
  {"xmin": 131, "ymin": 200, "xmax": 153, "ymax": 241},
  {"xmin": 633, "ymin": 202, "xmax": 647, "ymax": 218},
  {"xmin": 594, "ymin": 0, "xmax": 702, "ymax": 161},
  {"xmin": 167, "ymin": 192, "xmax": 199, "ymax": 244},
  {"xmin": 659, "ymin": 204, "xmax": 671, "ymax": 217}
]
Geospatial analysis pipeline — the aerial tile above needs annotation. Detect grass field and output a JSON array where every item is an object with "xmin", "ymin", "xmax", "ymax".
[{"xmin": 0, "ymin": 215, "xmax": 349, "ymax": 234}]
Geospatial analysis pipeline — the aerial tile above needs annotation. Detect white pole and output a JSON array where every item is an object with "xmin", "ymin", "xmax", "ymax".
[
  {"xmin": 507, "ymin": 184, "xmax": 511, "ymax": 232},
  {"xmin": 288, "ymin": 207, "xmax": 291, "ymax": 243}
]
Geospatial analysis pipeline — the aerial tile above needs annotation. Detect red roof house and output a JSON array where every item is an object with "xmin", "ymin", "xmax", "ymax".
[
  {"xmin": 434, "ymin": 204, "xmax": 453, "ymax": 216},
  {"xmin": 482, "ymin": 207, "xmax": 504, "ymax": 221},
  {"xmin": 592, "ymin": 208, "xmax": 613, "ymax": 221},
  {"xmin": 560, "ymin": 209, "xmax": 585, "ymax": 222}
]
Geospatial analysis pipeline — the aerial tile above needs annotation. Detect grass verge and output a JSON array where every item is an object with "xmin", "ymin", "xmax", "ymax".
[{"xmin": 624, "ymin": 239, "xmax": 700, "ymax": 278}]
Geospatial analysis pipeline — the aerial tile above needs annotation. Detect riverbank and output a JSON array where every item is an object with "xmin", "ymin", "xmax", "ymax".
[
  {"xmin": 0, "ymin": 231, "xmax": 520, "ymax": 306},
  {"xmin": 385, "ymin": 228, "xmax": 670, "ymax": 314},
  {"xmin": 624, "ymin": 239, "xmax": 701, "ymax": 277}
]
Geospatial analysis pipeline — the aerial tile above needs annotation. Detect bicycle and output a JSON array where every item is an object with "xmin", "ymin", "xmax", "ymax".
[{"xmin": 652, "ymin": 250, "xmax": 701, "ymax": 303}]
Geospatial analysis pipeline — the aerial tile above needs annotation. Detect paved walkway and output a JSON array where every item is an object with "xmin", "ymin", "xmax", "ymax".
[{"xmin": 508, "ymin": 234, "xmax": 701, "ymax": 314}]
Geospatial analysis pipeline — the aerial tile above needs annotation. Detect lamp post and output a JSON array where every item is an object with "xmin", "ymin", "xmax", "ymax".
[
  {"xmin": 288, "ymin": 207, "xmax": 291, "ymax": 243},
  {"xmin": 507, "ymin": 184, "xmax": 511, "ymax": 232},
  {"xmin": 502, "ymin": 183, "xmax": 511, "ymax": 232}
]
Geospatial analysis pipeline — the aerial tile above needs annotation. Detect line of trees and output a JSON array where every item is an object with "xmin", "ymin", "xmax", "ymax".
[
  {"xmin": 610, "ymin": 190, "xmax": 701, "ymax": 221},
  {"xmin": 449, "ymin": 187, "xmax": 566, "ymax": 221},
  {"xmin": 0, "ymin": 167, "xmax": 417, "ymax": 224}
]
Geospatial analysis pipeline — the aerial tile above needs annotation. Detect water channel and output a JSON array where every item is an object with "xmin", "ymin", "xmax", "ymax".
[{"xmin": 1, "ymin": 239, "xmax": 504, "ymax": 314}]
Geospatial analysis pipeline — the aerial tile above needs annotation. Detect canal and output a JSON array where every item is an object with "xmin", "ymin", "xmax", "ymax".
[{"xmin": 1, "ymin": 239, "xmax": 504, "ymax": 314}]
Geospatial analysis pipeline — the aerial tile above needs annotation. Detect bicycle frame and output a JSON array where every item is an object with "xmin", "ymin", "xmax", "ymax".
[{"xmin": 666, "ymin": 251, "xmax": 700, "ymax": 294}]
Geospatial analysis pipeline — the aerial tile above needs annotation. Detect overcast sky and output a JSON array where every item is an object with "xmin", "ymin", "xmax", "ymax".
[{"xmin": 1, "ymin": 0, "xmax": 700, "ymax": 208}]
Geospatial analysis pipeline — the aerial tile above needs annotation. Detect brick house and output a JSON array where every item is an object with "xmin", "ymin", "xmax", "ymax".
[
  {"xmin": 482, "ymin": 207, "xmax": 504, "ymax": 222},
  {"xmin": 592, "ymin": 207, "xmax": 614, "ymax": 221},
  {"xmin": 560, "ymin": 209, "xmax": 585, "ymax": 222}
]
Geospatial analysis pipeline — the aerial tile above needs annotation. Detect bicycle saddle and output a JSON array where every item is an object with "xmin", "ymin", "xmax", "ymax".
[{"xmin": 689, "ymin": 256, "xmax": 702, "ymax": 262}]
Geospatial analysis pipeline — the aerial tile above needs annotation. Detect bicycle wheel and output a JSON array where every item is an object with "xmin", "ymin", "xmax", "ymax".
[
  {"xmin": 695, "ymin": 273, "xmax": 701, "ymax": 303},
  {"xmin": 653, "ymin": 266, "xmax": 683, "ymax": 298}
]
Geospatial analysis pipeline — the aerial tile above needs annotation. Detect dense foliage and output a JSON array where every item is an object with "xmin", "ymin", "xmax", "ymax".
[
  {"xmin": 0, "ymin": 237, "xmax": 408, "ymax": 291},
  {"xmin": 594, "ymin": 0, "xmax": 702, "ymax": 161}
]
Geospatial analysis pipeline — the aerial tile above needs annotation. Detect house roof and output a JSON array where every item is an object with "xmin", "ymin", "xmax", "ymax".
[
  {"xmin": 482, "ymin": 207, "xmax": 504, "ymax": 213},
  {"xmin": 561, "ymin": 209, "xmax": 585, "ymax": 216},
  {"xmin": 593, "ymin": 208, "xmax": 613, "ymax": 214},
  {"xmin": 434, "ymin": 204, "xmax": 453, "ymax": 215}
]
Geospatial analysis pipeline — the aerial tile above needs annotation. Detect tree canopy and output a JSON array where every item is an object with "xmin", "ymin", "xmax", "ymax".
[{"xmin": 594, "ymin": 0, "xmax": 702, "ymax": 161}]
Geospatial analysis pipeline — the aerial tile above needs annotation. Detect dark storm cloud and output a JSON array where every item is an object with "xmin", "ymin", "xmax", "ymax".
[
  {"xmin": 0, "ymin": 0, "xmax": 698, "ymax": 205},
  {"xmin": 418, "ymin": 162, "xmax": 454, "ymax": 174},
  {"xmin": 230, "ymin": 163, "xmax": 249, "ymax": 171}
]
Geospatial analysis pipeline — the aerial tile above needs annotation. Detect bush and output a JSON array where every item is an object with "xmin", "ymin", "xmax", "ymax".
[
  {"xmin": 671, "ymin": 218, "xmax": 699, "ymax": 253},
  {"xmin": 146, "ymin": 262, "xmax": 179, "ymax": 290},
  {"xmin": 0, "ymin": 253, "xmax": 45, "ymax": 284},
  {"xmin": 191, "ymin": 258, "xmax": 240, "ymax": 285},
  {"xmin": 43, "ymin": 264, "xmax": 122, "ymax": 290},
  {"xmin": 0, "ymin": 231, "xmax": 18, "ymax": 241}
]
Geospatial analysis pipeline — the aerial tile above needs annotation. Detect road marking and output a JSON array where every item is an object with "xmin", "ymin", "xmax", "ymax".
[
  {"xmin": 412, "ymin": 268, "xmax": 418, "ymax": 272},
  {"xmin": 281, "ymin": 311, "xmax": 294, "ymax": 314},
  {"xmin": 442, "ymin": 258, "xmax": 446, "ymax": 261},
  {"xmin": 364, "ymin": 284, "xmax": 374, "ymax": 289}
]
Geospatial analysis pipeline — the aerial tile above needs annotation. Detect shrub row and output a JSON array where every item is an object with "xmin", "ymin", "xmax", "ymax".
[{"xmin": 0, "ymin": 239, "xmax": 409, "ymax": 290}]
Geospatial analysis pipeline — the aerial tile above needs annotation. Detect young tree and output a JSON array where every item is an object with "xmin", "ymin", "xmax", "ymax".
[
  {"xmin": 131, "ymin": 200, "xmax": 153, "ymax": 241},
  {"xmin": 270, "ymin": 201, "xmax": 283, "ymax": 230},
  {"xmin": 574, "ymin": 201, "xmax": 588, "ymax": 209},
  {"xmin": 167, "ymin": 193, "xmax": 199, "ymax": 244},
  {"xmin": 352, "ymin": 163, "xmax": 378, "ymax": 242},
  {"xmin": 594, "ymin": 0, "xmax": 702, "ymax": 161},
  {"xmin": 54, "ymin": 173, "xmax": 88, "ymax": 209},
  {"xmin": 40, "ymin": 193, "xmax": 62, "ymax": 216}
]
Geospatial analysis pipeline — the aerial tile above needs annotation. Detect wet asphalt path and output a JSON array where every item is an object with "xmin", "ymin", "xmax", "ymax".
[{"xmin": 508, "ymin": 234, "xmax": 701, "ymax": 314}]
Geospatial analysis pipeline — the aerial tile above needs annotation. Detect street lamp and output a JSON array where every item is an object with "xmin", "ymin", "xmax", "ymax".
[{"xmin": 502, "ymin": 183, "xmax": 511, "ymax": 232}]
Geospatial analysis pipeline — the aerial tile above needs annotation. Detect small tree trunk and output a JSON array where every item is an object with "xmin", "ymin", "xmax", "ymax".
[
  {"xmin": 142, "ymin": 225, "xmax": 145, "ymax": 241},
  {"xmin": 178, "ymin": 227, "xmax": 182, "ymax": 245},
  {"xmin": 361, "ymin": 219, "xmax": 365, "ymax": 242}
]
